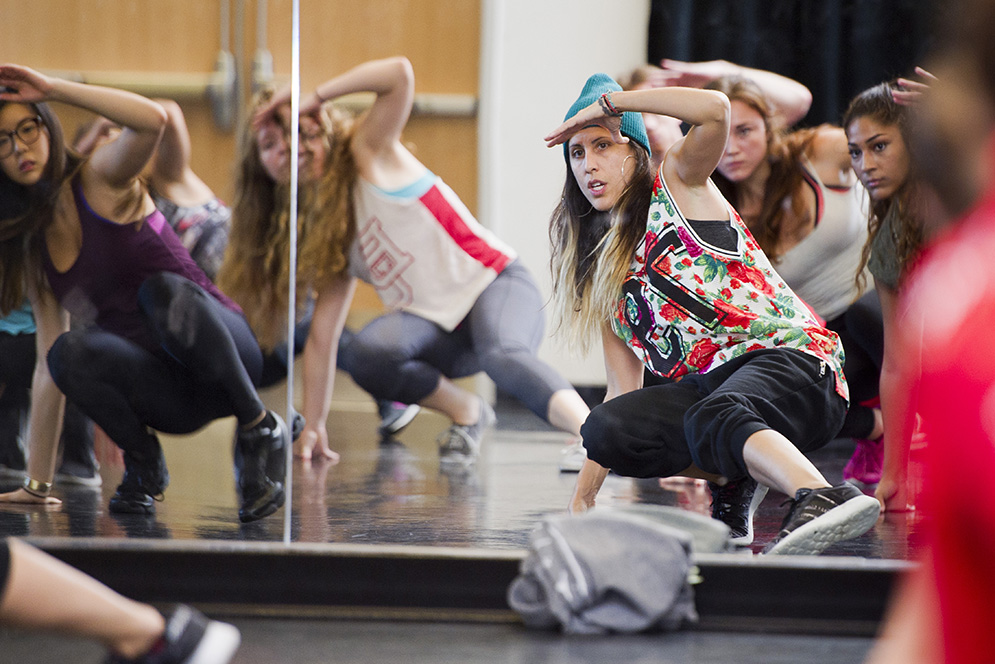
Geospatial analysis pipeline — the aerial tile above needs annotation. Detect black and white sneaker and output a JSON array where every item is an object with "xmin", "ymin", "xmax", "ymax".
[
  {"xmin": 438, "ymin": 398, "xmax": 495, "ymax": 467},
  {"xmin": 377, "ymin": 401, "xmax": 421, "ymax": 438},
  {"xmin": 104, "ymin": 604, "xmax": 240, "ymax": 664},
  {"xmin": 764, "ymin": 483, "xmax": 880, "ymax": 555},
  {"xmin": 708, "ymin": 477, "xmax": 768, "ymax": 546}
]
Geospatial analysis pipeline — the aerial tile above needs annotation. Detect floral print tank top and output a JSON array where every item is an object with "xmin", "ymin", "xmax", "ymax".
[{"xmin": 611, "ymin": 174, "xmax": 848, "ymax": 400}]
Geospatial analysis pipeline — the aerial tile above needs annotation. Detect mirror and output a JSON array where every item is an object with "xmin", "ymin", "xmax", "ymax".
[
  {"xmin": 0, "ymin": 0, "xmax": 915, "ymax": 570},
  {"xmin": 0, "ymin": 0, "xmax": 299, "ymax": 540}
]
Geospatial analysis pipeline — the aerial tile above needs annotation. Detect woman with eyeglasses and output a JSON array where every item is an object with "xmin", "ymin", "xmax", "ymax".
[{"xmin": 0, "ymin": 63, "xmax": 288, "ymax": 523}]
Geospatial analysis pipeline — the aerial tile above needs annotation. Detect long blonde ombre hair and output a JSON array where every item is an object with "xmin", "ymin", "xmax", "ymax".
[
  {"xmin": 548, "ymin": 143, "xmax": 654, "ymax": 350},
  {"xmin": 219, "ymin": 92, "xmax": 358, "ymax": 350}
]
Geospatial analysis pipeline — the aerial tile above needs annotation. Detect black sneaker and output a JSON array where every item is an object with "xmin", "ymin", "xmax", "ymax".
[
  {"xmin": 377, "ymin": 400, "xmax": 421, "ymax": 437},
  {"xmin": 233, "ymin": 411, "xmax": 287, "ymax": 523},
  {"xmin": 104, "ymin": 604, "xmax": 240, "ymax": 664},
  {"xmin": 109, "ymin": 437, "xmax": 169, "ymax": 516},
  {"xmin": 764, "ymin": 483, "xmax": 881, "ymax": 555},
  {"xmin": 438, "ymin": 398, "xmax": 495, "ymax": 467},
  {"xmin": 708, "ymin": 477, "xmax": 769, "ymax": 546},
  {"xmin": 0, "ymin": 395, "xmax": 27, "ymax": 480}
]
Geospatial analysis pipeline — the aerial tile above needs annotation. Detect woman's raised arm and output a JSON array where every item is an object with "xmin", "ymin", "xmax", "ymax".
[{"xmin": 0, "ymin": 64, "xmax": 166, "ymax": 187}]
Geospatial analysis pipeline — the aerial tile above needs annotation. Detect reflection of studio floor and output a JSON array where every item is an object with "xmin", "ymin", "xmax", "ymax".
[
  {"xmin": 0, "ymin": 374, "xmax": 923, "ymax": 560},
  {"xmin": 1, "ymin": 374, "xmax": 917, "ymax": 662}
]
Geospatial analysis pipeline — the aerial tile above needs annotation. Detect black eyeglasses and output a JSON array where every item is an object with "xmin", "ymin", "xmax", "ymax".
[{"xmin": 0, "ymin": 116, "xmax": 43, "ymax": 160}]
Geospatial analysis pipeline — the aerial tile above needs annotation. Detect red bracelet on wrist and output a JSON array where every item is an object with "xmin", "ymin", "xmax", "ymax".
[{"xmin": 599, "ymin": 92, "xmax": 621, "ymax": 117}]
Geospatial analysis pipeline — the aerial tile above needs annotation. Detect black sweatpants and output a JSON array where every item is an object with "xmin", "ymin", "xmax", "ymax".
[
  {"xmin": 47, "ymin": 272, "xmax": 264, "ymax": 457},
  {"xmin": 581, "ymin": 348, "xmax": 847, "ymax": 481}
]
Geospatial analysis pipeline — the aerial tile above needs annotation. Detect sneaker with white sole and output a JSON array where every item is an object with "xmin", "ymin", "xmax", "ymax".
[
  {"xmin": 377, "ymin": 401, "xmax": 421, "ymax": 437},
  {"xmin": 558, "ymin": 438, "xmax": 587, "ymax": 472},
  {"xmin": 438, "ymin": 398, "xmax": 495, "ymax": 467},
  {"xmin": 104, "ymin": 604, "xmax": 240, "ymax": 664},
  {"xmin": 708, "ymin": 477, "xmax": 768, "ymax": 546},
  {"xmin": 764, "ymin": 482, "xmax": 881, "ymax": 555}
]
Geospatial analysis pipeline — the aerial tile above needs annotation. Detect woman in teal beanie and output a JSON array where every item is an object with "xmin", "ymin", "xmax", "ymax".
[{"xmin": 545, "ymin": 73, "xmax": 880, "ymax": 554}]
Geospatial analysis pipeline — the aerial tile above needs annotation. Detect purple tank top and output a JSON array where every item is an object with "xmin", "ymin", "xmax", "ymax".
[{"xmin": 42, "ymin": 177, "xmax": 240, "ymax": 352}]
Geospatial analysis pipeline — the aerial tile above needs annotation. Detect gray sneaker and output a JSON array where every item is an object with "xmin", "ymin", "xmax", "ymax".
[
  {"xmin": 558, "ymin": 438, "xmax": 587, "ymax": 472},
  {"xmin": 764, "ymin": 483, "xmax": 880, "ymax": 555},
  {"xmin": 438, "ymin": 398, "xmax": 495, "ymax": 466}
]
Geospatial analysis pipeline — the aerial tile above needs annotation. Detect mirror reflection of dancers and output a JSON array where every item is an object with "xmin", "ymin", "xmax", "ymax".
[
  {"xmin": 545, "ymin": 73, "xmax": 880, "ymax": 553},
  {"xmin": 0, "ymin": 64, "xmax": 287, "ymax": 523},
  {"xmin": 222, "ymin": 90, "xmax": 428, "ymax": 454},
  {"xmin": 234, "ymin": 57, "xmax": 590, "ymax": 465}
]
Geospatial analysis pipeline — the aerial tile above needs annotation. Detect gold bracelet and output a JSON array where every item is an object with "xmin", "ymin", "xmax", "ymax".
[{"xmin": 23, "ymin": 478, "xmax": 52, "ymax": 498}]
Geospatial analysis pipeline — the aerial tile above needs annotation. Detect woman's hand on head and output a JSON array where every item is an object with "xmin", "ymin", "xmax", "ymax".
[
  {"xmin": 0, "ymin": 487, "xmax": 61, "ymax": 506},
  {"xmin": 0, "ymin": 64, "xmax": 55, "ymax": 103},
  {"xmin": 545, "ymin": 101, "xmax": 625, "ymax": 149},
  {"xmin": 893, "ymin": 67, "xmax": 938, "ymax": 107},
  {"xmin": 293, "ymin": 422, "xmax": 341, "ymax": 464},
  {"xmin": 252, "ymin": 85, "xmax": 293, "ymax": 132}
]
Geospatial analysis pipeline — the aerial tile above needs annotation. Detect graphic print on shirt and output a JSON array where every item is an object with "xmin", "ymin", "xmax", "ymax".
[
  {"xmin": 356, "ymin": 217, "xmax": 415, "ymax": 309},
  {"xmin": 612, "ymin": 176, "xmax": 848, "ymax": 399},
  {"xmin": 620, "ymin": 223, "xmax": 737, "ymax": 377}
]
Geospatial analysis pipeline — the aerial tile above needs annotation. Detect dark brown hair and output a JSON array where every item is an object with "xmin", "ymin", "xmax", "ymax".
[
  {"xmin": 0, "ymin": 100, "xmax": 82, "ymax": 314},
  {"xmin": 843, "ymin": 81, "xmax": 923, "ymax": 289}
]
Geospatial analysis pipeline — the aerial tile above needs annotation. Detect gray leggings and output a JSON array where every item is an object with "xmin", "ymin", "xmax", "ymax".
[{"xmin": 340, "ymin": 261, "xmax": 571, "ymax": 421}]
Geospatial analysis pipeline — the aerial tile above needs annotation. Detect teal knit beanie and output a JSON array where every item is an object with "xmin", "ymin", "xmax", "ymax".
[{"xmin": 562, "ymin": 73, "xmax": 651, "ymax": 161}]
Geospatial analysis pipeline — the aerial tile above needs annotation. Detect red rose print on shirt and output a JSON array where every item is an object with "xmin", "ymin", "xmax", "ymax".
[
  {"xmin": 713, "ymin": 298, "xmax": 758, "ymax": 329},
  {"xmin": 659, "ymin": 302, "xmax": 683, "ymax": 322},
  {"xmin": 726, "ymin": 261, "xmax": 774, "ymax": 296},
  {"xmin": 687, "ymin": 338, "xmax": 721, "ymax": 370}
]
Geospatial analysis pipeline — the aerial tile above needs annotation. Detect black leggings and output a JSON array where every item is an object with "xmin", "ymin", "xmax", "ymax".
[
  {"xmin": 47, "ymin": 273, "xmax": 264, "ymax": 456},
  {"xmin": 340, "ymin": 261, "xmax": 572, "ymax": 421},
  {"xmin": 0, "ymin": 332, "xmax": 93, "ymax": 461},
  {"xmin": 826, "ymin": 289, "xmax": 883, "ymax": 439}
]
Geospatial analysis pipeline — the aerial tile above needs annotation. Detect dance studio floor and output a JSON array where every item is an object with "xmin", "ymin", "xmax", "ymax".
[
  {"xmin": 2, "ymin": 373, "xmax": 921, "ymax": 663},
  {"xmin": 0, "ymin": 373, "xmax": 924, "ymax": 560}
]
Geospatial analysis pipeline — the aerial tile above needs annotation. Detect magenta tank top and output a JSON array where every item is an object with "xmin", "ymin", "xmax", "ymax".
[{"xmin": 42, "ymin": 177, "xmax": 240, "ymax": 351}]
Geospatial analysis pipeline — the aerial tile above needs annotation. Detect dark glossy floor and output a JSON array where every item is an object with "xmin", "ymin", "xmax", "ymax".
[
  {"xmin": 0, "ymin": 374, "xmax": 925, "ymax": 561},
  {"xmin": 3, "ymin": 617, "xmax": 876, "ymax": 664}
]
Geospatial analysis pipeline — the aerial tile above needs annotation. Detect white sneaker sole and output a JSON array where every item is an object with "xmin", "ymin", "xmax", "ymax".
[
  {"xmin": 558, "ymin": 443, "xmax": 587, "ymax": 473},
  {"xmin": 766, "ymin": 494, "xmax": 880, "ymax": 555},
  {"xmin": 379, "ymin": 404, "xmax": 421, "ymax": 436},
  {"xmin": 729, "ymin": 483, "xmax": 769, "ymax": 547},
  {"xmin": 186, "ymin": 620, "xmax": 241, "ymax": 664}
]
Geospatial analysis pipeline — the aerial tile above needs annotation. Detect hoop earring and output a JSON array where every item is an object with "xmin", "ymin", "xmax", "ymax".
[{"xmin": 621, "ymin": 154, "xmax": 632, "ymax": 177}]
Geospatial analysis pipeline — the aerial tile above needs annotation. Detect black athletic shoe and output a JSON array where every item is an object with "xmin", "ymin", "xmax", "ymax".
[
  {"xmin": 233, "ymin": 411, "xmax": 287, "ymax": 523},
  {"xmin": 708, "ymin": 477, "xmax": 768, "ymax": 546},
  {"xmin": 377, "ymin": 400, "xmax": 421, "ymax": 438},
  {"xmin": 764, "ymin": 483, "xmax": 881, "ymax": 555},
  {"xmin": 109, "ymin": 437, "xmax": 169, "ymax": 516},
  {"xmin": 0, "ymin": 394, "xmax": 27, "ymax": 480},
  {"xmin": 104, "ymin": 604, "xmax": 240, "ymax": 664}
]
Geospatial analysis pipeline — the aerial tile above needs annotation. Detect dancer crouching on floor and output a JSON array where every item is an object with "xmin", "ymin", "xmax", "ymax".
[
  {"xmin": 0, "ymin": 64, "xmax": 288, "ymax": 523},
  {"xmin": 237, "ymin": 57, "xmax": 591, "ymax": 466},
  {"xmin": 545, "ymin": 73, "xmax": 880, "ymax": 553}
]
